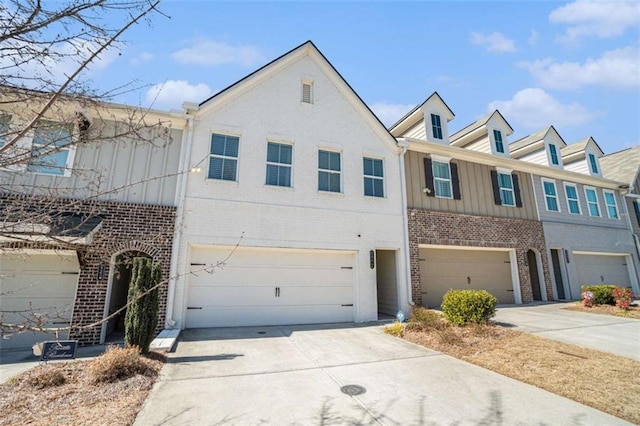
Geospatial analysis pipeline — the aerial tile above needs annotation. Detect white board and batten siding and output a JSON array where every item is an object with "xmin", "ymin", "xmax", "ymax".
[
  {"xmin": 0, "ymin": 250, "xmax": 79, "ymax": 349},
  {"xmin": 185, "ymin": 246, "xmax": 355, "ymax": 328},
  {"xmin": 0, "ymin": 124, "xmax": 184, "ymax": 206}
]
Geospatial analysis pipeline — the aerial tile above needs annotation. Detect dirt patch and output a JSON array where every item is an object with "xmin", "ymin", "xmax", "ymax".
[
  {"xmin": 0, "ymin": 348, "xmax": 164, "ymax": 426},
  {"xmin": 565, "ymin": 303, "xmax": 640, "ymax": 319},
  {"xmin": 403, "ymin": 321, "xmax": 640, "ymax": 424}
]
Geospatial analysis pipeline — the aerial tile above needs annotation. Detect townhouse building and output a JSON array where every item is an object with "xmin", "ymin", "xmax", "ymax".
[
  {"xmin": 511, "ymin": 132, "xmax": 639, "ymax": 299},
  {"xmin": 166, "ymin": 41, "xmax": 410, "ymax": 331},
  {"xmin": 0, "ymin": 93, "xmax": 187, "ymax": 348}
]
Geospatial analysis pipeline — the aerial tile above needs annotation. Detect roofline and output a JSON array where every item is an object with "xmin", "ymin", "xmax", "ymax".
[
  {"xmin": 389, "ymin": 91, "xmax": 455, "ymax": 135},
  {"xmin": 197, "ymin": 40, "xmax": 397, "ymax": 146},
  {"xmin": 402, "ymin": 136, "xmax": 625, "ymax": 189}
]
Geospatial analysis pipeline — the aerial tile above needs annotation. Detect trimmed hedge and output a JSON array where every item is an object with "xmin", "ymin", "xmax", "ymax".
[
  {"xmin": 441, "ymin": 289, "xmax": 497, "ymax": 326},
  {"xmin": 581, "ymin": 285, "xmax": 616, "ymax": 305}
]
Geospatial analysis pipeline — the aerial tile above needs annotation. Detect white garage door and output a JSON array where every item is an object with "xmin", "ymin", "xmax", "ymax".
[
  {"xmin": 573, "ymin": 254, "xmax": 632, "ymax": 299},
  {"xmin": 0, "ymin": 250, "xmax": 79, "ymax": 349},
  {"xmin": 420, "ymin": 247, "xmax": 515, "ymax": 308},
  {"xmin": 185, "ymin": 246, "xmax": 354, "ymax": 328}
]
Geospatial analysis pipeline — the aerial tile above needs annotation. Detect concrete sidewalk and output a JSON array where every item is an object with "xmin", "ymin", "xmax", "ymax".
[
  {"xmin": 134, "ymin": 323, "xmax": 630, "ymax": 425},
  {"xmin": 494, "ymin": 302, "xmax": 640, "ymax": 360}
]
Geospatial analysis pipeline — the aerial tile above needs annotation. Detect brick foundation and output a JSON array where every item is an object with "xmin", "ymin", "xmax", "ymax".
[
  {"xmin": 0, "ymin": 194, "xmax": 176, "ymax": 346},
  {"xmin": 408, "ymin": 208, "xmax": 553, "ymax": 306}
]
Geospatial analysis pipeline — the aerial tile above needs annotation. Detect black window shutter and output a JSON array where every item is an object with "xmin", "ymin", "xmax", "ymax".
[
  {"xmin": 512, "ymin": 173, "xmax": 523, "ymax": 207},
  {"xmin": 451, "ymin": 162, "xmax": 461, "ymax": 200},
  {"xmin": 490, "ymin": 170, "xmax": 501, "ymax": 205},
  {"xmin": 423, "ymin": 157, "xmax": 435, "ymax": 197},
  {"xmin": 634, "ymin": 201, "xmax": 640, "ymax": 226}
]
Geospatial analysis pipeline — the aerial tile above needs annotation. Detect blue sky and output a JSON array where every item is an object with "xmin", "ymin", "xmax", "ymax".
[{"xmin": 84, "ymin": 1, "xmax": 639, "ymax": 155}]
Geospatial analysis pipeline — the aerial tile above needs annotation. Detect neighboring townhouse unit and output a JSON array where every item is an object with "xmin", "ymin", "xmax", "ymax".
[
  {"xmin": 167, "ymin": 41, "xmax": 409, "ymax": 331},
  {"xmin": 511, "ymin": 133, "xmax": 639, "ymax": 299},
  {"xmin": 391, "ymin": 93, "xmax": 552, "ymax": 308},
  {"xmin": 600, "ymin": 145, "xmax": 640, "ymax": 283},
  {"xmin": 0, "ymin": 93, "xmax": 187, "ymax": 348}
]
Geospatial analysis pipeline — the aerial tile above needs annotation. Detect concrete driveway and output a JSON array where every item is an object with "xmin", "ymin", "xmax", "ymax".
[
  {"xmin": 494, "ymin": 303, "xmax": 640, "ymax": 361},
  {"xmin": 135, "ymin": 323, "xmax": 629, "ymax": 425}
]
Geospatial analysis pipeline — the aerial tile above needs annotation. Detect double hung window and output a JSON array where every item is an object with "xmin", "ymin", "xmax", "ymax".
[
  {"xmin": 318, "ymin": 150, "xmax": 341, "ymax": 192},
  {"xmin": 266, "ymin": 142, "xmax": 292, "ymax": 187},
  {"xmin": 208, "ymin": 133, "xmax": 239, "ymax": 181},
  {"xmin": 363, "ymin": 157, "xmax": 384, "ymax": 197}
]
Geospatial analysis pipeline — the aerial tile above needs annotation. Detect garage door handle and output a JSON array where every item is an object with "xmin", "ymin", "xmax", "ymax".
[
  {"xmin": 341, "ymin": 304, "xmax": 353, "ymax": 307},
  {"xmin": 187, "ymin": 307, "xmax": 202, "ymax": 310},
  {"xmin": 507, "ymin": 290, "xmax": 514, "ymax": 292},
  {"xmin": 61, "ymin": 271, "xmax": 79, "ymax": 275}
]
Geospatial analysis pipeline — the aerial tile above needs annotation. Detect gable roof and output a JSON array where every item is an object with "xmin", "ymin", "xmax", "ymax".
[
  {"xmin": 450, "ymin": 110, "xmax": 514, "ymax": 143},
  {"xmin": 194, "ymin": 40, "xmax": 397, "ymax": 148},
  {"xmin": 509, "ymin": 126, "xmax": 567, "ymax": 153},
  {"xmin": 561, "ymin": 137, "xmax": 605, "ymax": 159},
  {"xmin": 600, "ymin": 145, "xmax": 640, "ymax": 184},
  {"xmin": 389, "ymin": 91, "xmax": 455, "ymax": 136}
]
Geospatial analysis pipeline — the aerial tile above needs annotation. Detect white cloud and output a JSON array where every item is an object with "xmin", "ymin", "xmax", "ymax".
[
  {"xmin": 145, "ymin": 80, "xmax": 213, "ymax": 109},
  {"xmin": 528, "ymin": 30, "xmax": 539, "ymax": 45},
  {"xmin": 549, "ymin": 0, "xmax": 640, "ymax": 42},
  {"xmin": 172, "ymin": 40, "xmax": 265, "ymax": 67},
  {"xmin": 488, "ymin": 88, "xmax": 595, "ymax": 129},
  {"xmin": 130, "ymin": 52, "xmax": 154, "ymax": 66},
  {"xmin": 370, "ymin": 102, "xmax": 415, "ymax": 127},
  {"xmin": 470, "ymin": 32, "xmax": 517, "ymax": 54},
  {"xmin": 521, "ymin": 46, "xmax": 639, "ymax": 90}
]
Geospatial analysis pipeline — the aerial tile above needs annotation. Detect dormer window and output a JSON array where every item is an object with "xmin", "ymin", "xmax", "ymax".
[
  {"xmin": 430, "ymin": 114, "xmax": 443, "ymax": 140},
  {"xmin": 588, "ymin": 153, "xmax": 599, "ymax": 174},
  {"xmin": 549, "ymin": 144, "xmax": 559, "ymax": 165},
  {"xmin": 493, "ymin": 130, "xmax": 504, "ymax": 153}
]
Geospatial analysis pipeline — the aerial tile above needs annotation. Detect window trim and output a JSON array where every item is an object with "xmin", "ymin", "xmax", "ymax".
[
  {"xmin": 431, "ymin": 158, "xmax": 453, "ymax": 199},
  {"xmin": 430, "ymin": 113, "xmax": 443, "ymax": 140},
  {"xmin": 542, "ymin": 178, "xmax": 560, "ymax": 212},
  {"xmin": 208, "ymin": 132, "xmax": 240, "ymax": 182},
  {"xmin": 549, "ymin": 144, "xmax": 559, "ymax": 166},
  {"xmin": 497, "ymin": 171, "xmax": 515, "ymax": 207},
  {"xmin": 265, "ymin": 141, "xmax": 293, "ymax": 188},
  {"xmin": 603, "ymin": 190, "xmax": 619, "ymax": 219},
  {"xmin": 301, "ymin": 79, "xmax": 313, "ymax": 104},
  {"xmin": 563, "ymin": 182, "xmax": 581, "ymax": 215},
  {"xmin": 26, "ymin": 121, "xmax": 76, "ymax": 177},
  {"xmin": 492, "ymin": 129, "xmax": 505, "ymax": 154},
  {"xmin": 588, "ymin": 153, "xmax": 599, "ymax": 174},
  {"xmin": 363, "ymin": 156, "xmax": 385, "ymax": 198},
  {"xmin": 584, "ymin": 186, "xmax": 601, "ymax": 217},
  {"xmin": 318, "ymin": 149, "xmax": 342, "ymax": 193},
  {"xmin": 0, "ymin": 114, "xmax": 10, "ymax": 148}
]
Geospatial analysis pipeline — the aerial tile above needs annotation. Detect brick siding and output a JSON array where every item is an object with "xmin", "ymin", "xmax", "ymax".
[
  {"xmin": 0, "ymin": 194, "xmax": 175, "ymax": 346},
  {"xmin": 408, "ymin": 208, "xmax": 553, "ymax": 306}
]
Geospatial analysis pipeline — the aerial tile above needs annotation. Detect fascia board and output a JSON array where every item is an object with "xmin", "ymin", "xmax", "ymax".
[{"xmin": 405, "ymin": 137, "xmax": 625, "ymax": 189}]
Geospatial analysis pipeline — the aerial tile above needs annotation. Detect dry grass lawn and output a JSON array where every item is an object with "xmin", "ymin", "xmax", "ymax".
[
  {"xmin": 0, "ymin": 346, "xmax": 164, "ymax": 426},
  {"xmin": 565, "ymin": 303, "xmax": 640, "ymax": 319},
  {"xmin": 399, "ymin": 316, "xmax": 640, "ymax": 424}
]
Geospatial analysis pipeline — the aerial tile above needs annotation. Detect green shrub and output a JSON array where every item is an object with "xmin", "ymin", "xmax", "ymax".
[
  {"xmin": 124, "ymin": 257, "xmax": 161, "ymax": 353},
  {"xmin": 408, "ymin": 307, "xmax": 445, "ymax": 330},
  {"xmin": 581, "ymin": 285, "xmax": 616, "ymax": 305},
  {"xmin": 383, "ymin": 321, "xmax": 404, "ymax": 337},
  {"xmin": 441, "ymin": 289, "xmax": 497, "ymax": 326}
]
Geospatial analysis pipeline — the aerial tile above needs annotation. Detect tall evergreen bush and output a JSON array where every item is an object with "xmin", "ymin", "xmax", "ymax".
[{"xmin": 124, "ymin": 257, "xmax": 161, "ymax": 353}]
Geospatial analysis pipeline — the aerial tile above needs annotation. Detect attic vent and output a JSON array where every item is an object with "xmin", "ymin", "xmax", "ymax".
[{"xmin": 302, "ymin": 82, "xmax": 313, "ymax": 104}]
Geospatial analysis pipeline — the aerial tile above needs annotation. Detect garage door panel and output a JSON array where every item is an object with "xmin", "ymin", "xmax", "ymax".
[
  {"xmin": 1, "ymin": 273, "xmax": 78, "ymax": 297},
  {"xmin": 572, "ymin": 254, "xmax": 631, "ymax": 300},
  {"xmin": 186, "ymin": 305, "xmax": 353, "ymax": 328},
  {"xmin": 186, "ymin": 246, "xmax": 355, "ymax": 328},
  {"xmin": 420, "ymin": 248, "xmax": 514, "ymax": 307},
  {"xmin": 188, "ymin": 266, "xmax": 352, "ymax": 287},
  {"xmin": 0, "ymin": 251, "xmax": 79, "ymax": 350}
]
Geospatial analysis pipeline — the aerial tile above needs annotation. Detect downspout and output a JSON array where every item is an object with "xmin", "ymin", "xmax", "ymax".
[
  {"xmin": 397, "ymin": 138, "xmax": 415, "ymax": 311},
  {"xmin": 165, "ymin": 115, "xmax": 195, "ymax": 328}
]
